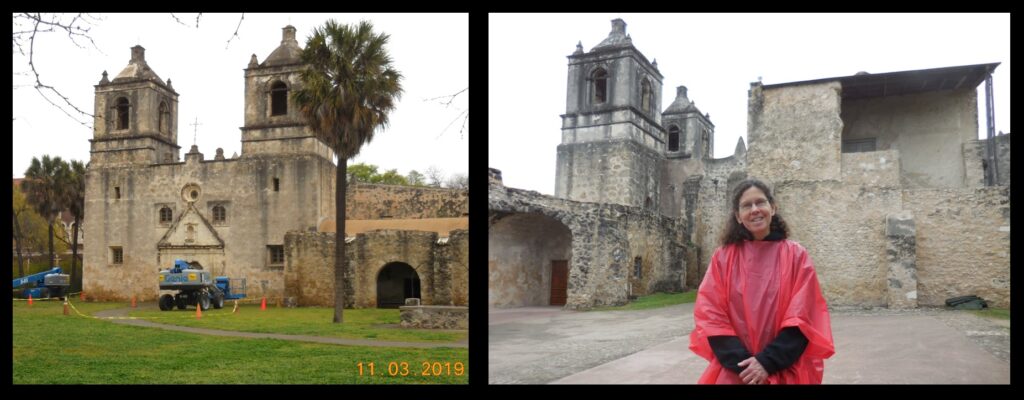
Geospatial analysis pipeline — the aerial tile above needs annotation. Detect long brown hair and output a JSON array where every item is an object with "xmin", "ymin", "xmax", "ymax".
[{"xmin": 718, "ymin": 179, "xmax": 789, "ymax": 246}]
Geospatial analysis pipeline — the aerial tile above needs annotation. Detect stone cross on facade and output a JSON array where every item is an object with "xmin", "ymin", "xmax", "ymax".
[{"xmin": 189, "ymin": 117, "xmax": 202, "ymax": 146}]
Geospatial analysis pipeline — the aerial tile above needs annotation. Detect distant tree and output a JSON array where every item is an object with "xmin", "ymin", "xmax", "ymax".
[
  {"xmin": 13, "ymin": 183, "xmax": 55, "ymax": 272},
  {"xmin": 406, "ymin": 170, "xmax": 425, "ymax": 186},
  {"xmin": 347, "ymin": 162, "xmax": 379, "ymax": 183},
  {"xmin": 292, "ymin": 20, "xmax": 403, "ymax": 324},
  {"xmin": 22, "ymin": 155, "xmax": 69, "ymax": 268},
  {"xmin": 62, "ymin": 160, "xmax": 86, "ymax": 290},
  {"xmin": 445, "ymin": 173, "xmax": 468, "ymax": 190},
  {"xmin": 424, "ymin": 165, "xmax": 445, "ymax": 188},
  {"xmin": 376, "ymin": 169, "xmax": 409, "ymax": 186}
]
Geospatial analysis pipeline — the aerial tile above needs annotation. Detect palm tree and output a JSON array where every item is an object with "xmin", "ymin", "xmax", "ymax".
[
  {"xmin": 292, "ymin": 20, "xmax": 403, "ymax": 323},
  {"xmin": 22, "ymin": 155, "xmax": 69, "ymax": 269},
  {"xmin": 63, "ymin": 160, "xmax": 87, "ymax": 291}
]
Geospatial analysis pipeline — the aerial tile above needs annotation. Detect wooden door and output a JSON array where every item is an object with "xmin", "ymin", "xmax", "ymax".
[{"xmin": 550, "ymin": 260, "xmax": 568, "ymax": 306}]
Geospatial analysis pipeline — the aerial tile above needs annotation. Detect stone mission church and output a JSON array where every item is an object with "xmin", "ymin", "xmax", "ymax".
[
  {"xmin": 84, "ymin": 26, "xmax": 469, "ymax": 308},
  {"xmin": 489, "ymin": 19, "xmax": 1009, "ymax": 311}
]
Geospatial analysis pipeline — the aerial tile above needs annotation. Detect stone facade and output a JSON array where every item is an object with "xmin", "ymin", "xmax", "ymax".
[
  {"xmin": 284, "ymin": 229, "xmax": 468, "ymax": 307},
  {"xmin": 83, "ymin": 26, "xmax": 469, "ymax": 308},
  {"xmin": 490, "ymin": 18, "xmax": 1010, "ymax": 310}
]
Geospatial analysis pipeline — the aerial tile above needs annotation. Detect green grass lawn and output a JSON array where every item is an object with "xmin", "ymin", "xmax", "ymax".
[
  {"xmin": 14, "ymin": 301, "xmax": 468, "ymax": 384},
  {"xmin": 125, "ymin": 302, "xmax": 466, "ymax": 343},
  {"xmin": 973, "ymin": 308, "xmax": 1010, "ymax": 321},
  {"xmin": 591, "ymin": 291, "xmax": 697, "ymax": 311}
]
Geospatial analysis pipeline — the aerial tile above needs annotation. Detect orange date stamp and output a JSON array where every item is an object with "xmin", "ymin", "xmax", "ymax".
[{"xmin": 357, "ymin": 361, "xmax": 465, "ymax": 377}]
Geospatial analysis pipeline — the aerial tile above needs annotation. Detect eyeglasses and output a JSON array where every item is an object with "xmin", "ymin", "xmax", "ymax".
[{"xmin": 739, "ymin": 199, "xmax": 770, "ymax": 212}]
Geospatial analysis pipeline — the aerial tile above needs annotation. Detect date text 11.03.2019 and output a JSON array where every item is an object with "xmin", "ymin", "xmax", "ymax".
[{"xmin": 357, "ymin": 361, "xmax": 465, "ymax": 377}]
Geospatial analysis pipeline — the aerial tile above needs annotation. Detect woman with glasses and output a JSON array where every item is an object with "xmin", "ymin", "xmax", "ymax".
[{"xmin": 689, "ymin": 178, "xmax": 834, "ymax": 384}]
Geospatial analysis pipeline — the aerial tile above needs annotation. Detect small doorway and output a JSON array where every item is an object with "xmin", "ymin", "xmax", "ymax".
[{"xmin": 550, "ymin": 260, "xmax": 568, "ymax": 306}]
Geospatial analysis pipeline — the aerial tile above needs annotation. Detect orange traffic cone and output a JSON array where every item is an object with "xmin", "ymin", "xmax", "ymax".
[
  {"xmin": 28, "ymin": 294, "xmax": 33, "ymax": 307},
  {"xmin": 63, "ymin": 299, "xmax": 69, "ymax": 316},
  {"xmin": 196, "ymin": 302, "xmax": 202, "ymax": 319},
  {"xmin": 131, "ymin": 295, "xmax": 137, "ymax": 308},
  {"xmin": 260, "ymin": 297, "xmax": 267, "ymax": 311}
]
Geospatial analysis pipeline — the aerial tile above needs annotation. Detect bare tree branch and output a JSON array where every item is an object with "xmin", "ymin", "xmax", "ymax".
[
  {"xmin": 13, "ymin": 13, "xmax": 102, "ymax": 129},
  {"xmin": 225, "ymin": 13, "xmax": 245, "ymax": 49},
  {"xmin": 169, "ymin": 13, "xmax": 191, "ymax": 27},
  {"xmin": 426, "ymin": 87, "xmax": 469, "ymax": 139}
]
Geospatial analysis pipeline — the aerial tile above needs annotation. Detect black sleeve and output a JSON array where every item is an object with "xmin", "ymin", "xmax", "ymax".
[
  {"xmin": 708, "ymin": 336, "xmax": 753, "ymax": 374},
  {"xmin": 754, "ymin": 327, "xmax": 809, "ymax": 374}
]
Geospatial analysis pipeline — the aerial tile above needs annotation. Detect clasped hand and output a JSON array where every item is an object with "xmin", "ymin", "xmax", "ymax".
[{"xmin": 737, "ymin": 357, "xmax": 768, "ymax": 385}]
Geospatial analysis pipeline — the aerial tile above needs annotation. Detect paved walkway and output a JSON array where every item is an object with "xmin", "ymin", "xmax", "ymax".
[
  {"xmin": 93, "ymin": 304, "xmax": 467, "ymax": 349},
  {"xmin": 490, "ymin": 304, "xmax": 1009, "ymax": 384}
]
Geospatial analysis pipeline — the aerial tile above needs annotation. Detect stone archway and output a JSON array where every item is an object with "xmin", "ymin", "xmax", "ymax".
[
  {"xmin": 376, "ymin": 262, "xmax": 420, "ymax": 308},
  {"xmin": 488, "ymin": 212, "xmax": 573, "ymax": 308}
]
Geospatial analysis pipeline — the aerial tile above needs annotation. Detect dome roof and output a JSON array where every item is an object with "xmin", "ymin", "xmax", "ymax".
[
  {"xmin": 111, "ymin": 45, "xmax": 166, "ymax": 85},
  {"xmin": 261, "ymin": 25, "xmax": 303, "ymax": 67}
]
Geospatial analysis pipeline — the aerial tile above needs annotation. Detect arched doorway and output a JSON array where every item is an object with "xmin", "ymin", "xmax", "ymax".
[
  {"xmin": 488, "ymin": 212, "xmax": 572, "ymax": 308},
  {"xmin": 376, "ymin": 262, "xmax": 420, "ymax": 308}
]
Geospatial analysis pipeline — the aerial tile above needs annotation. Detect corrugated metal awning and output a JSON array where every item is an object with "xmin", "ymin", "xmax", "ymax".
[{"xmin": 762, "ymin": 62, "xmax": 1000, "ymax": 100}]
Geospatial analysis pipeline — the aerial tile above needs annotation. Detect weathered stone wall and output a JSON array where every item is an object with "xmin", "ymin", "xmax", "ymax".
[
  {"xmin": 747, "ymin": 82, "xmax": 843, "ymax": 183},
  {"xmin": 441, "ymin": 230, "xmax": 469, "ymax": 306},
  {"xmin": 769, "ymin": 181, "xmax": 903, "ymax": 307},
  {"xmin": 283, "ymin": 231, "xmax": 348, "ymax": 307},
  {"xmin": 970, "ymin": 133, "xmax": 1012, "ymax": 187},
  {"xmin": 330, "ymin": 218, "xmax": 469, "ymax": 237},
  {"xmin": 399, "ymin": 305, "xmax": 468, "ymax": 329},
  {"xmin": 994, "ymin": 133, "xmax": 1011, "ymax": 186},
  {"xmin": 555, "ymin": 140, "xmax": 662, "ymax": 209},
  {"xmin": 283, "ymin": 229, "xmax": 468, "ymax": 308},
  {"xmin": 841, "ymin": 150, "xmax": 901, "ymax": 187},
  {"xmin": 962, "ymin": 140, "xmax": 988, "ymax": 188},
  {"xmin": 841, "ymin": 89, "xmax": 978, "ymax": 188},
  {"xmin": 690, "ymin": 155, "xmax": 747, "ymax": 287},
  {"xmin": 489, "ymin": 181, "xmax": 685, "ymax": 310},
  {"xmin": 902, "ymin": 187, "xmax": 1010, "ymax": 308},
  {"xmin": 346, "ymin": 183, "xmax": 468, "ymax": 219},
  {"xmin": 660, "ymin": 157, "xmax": 704, "ymax": 219},
  {"xmin": 83, "ymin": 153, "xmax": 334, "ymax": 302},
  {"xmin": 349, "ymin": 230, "xmax": 437, "ymax": 308}
]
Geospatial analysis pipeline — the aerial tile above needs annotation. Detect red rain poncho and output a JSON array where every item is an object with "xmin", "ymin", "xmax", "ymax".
[{"xmin": 689, "ymin": 239, "xmax": 834, "ymax": 384}]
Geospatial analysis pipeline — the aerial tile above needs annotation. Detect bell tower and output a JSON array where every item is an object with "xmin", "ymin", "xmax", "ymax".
[
  {"xmin": 240, "ymin": 25, "xmax": 333, "ymax": 161},
  {"xmin": 91, "ymin": 45, "xmax": 180, "ymax": 165},
  {"xmin": 555, "ymin": 19, "xmax": 665, "ymax": 209}
]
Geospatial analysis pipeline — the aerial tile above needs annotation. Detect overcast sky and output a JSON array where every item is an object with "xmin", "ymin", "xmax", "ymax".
[
  {"xmin": 489, "ymin": 13, "xmax": 1011, "ymax": 195},
  {"xmin": 13, "ymin": 13, "xmax": 468, "ymax": 180}
]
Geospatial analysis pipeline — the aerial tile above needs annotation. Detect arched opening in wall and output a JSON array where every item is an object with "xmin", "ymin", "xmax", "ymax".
[
  {"xmin": 376, "ymin": 262, "xmax": 420, "ymax": 308},
  {"xmin": 115, "ymin": 97, "xmax": 130, "ymax": 130},
  {"xmin": 645, "ymin": 196, "xmax": 652, "ymax": 209},
  {"xmin": 488, "ymin": 212, "xmax": 572, "ymax": 308},
  {"xmin": 592, "ymin": 68, "xmax": 608, "ymax": 104},
  {"xmin": 668, "ymin": 125, "xmax": 680, "ymax": 152},
  {"xmin": 270, "ymin": 81, "xmax": 288, "ymax": 116},
  {"xmin": 641, "ymin": 78, "xmax": 651, "ymax": 113},
  {"xmin": 158, "ymin": 101, "xmax": 169, "ymax": 135}
]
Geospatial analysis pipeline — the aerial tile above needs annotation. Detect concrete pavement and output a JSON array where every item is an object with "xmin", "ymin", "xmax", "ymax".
[{"xmin": 490, "ymin": 304, "xmax": 1010, "ymax": 384}]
